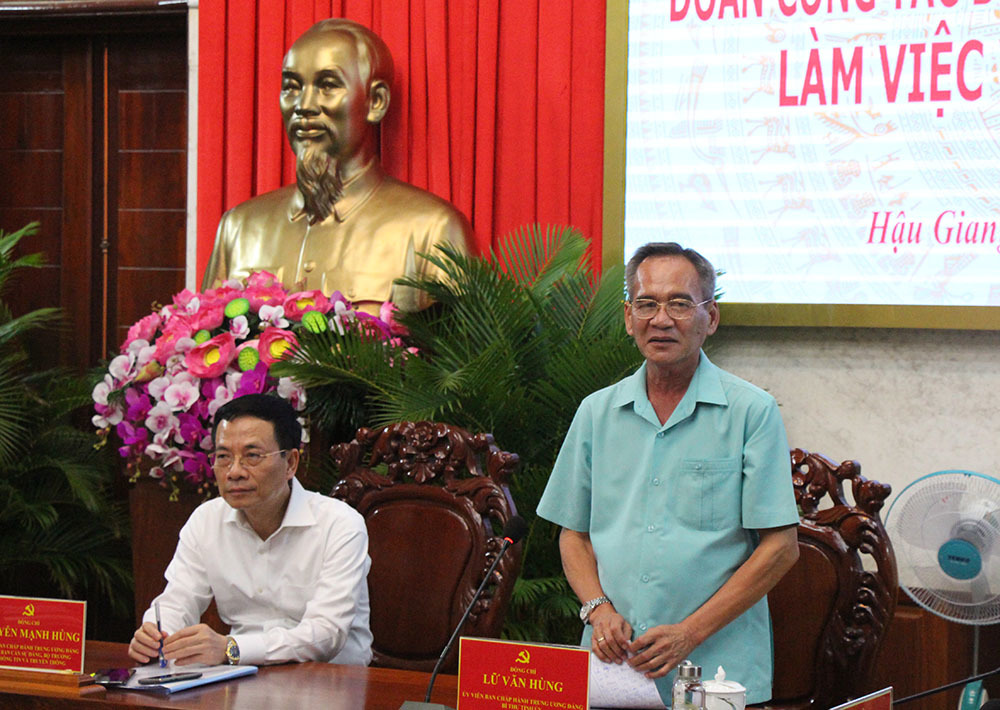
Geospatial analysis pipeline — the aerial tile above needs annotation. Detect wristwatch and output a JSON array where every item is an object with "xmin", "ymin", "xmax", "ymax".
[
  {"xmin": 579, "ymin": 595, "xmax": 612, "ymax": 623},
  {"xmin": 224, "ymin": 636, "xmax": 240, "ymax": 665}
]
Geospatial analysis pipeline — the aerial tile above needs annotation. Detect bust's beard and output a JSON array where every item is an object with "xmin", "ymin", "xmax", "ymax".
[{"xmin": 295, "ymin": 144, "xmax": 344, "ymax": 225}]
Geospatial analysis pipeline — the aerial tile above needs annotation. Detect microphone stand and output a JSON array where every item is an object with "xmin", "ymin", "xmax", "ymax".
[
  {"xmin": 893, "ymin": 664, "xmax": 1000, "ymax": 705},
  {"xmin": 400, "ymin": 536, "xmax": 517, "ymax": 710}
]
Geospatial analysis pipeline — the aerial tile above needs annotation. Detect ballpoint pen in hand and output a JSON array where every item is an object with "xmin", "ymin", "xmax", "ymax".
[{"xmin": 155, "ymin": 601, "xmax": 166, "ymax": 668}]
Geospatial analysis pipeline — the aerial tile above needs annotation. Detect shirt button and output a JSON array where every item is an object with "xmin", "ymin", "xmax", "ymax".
[
  {"xmin": 657, "ymin": 432, "xmax": 664, "ymax": 438},
  {"xmin": 652, "ymin": 478, "xmax": 660, "ymax": 486},
  {"xmin": 641, "ymin": 574, "xmax": 650, "ymax": 583},
  {"xmin": 639, "ymin": 624, "xmax": 648, "ymax": 631},
  {"xmin": 695, "ymin": 463, "xmax": 703, "ymax": 470},
  {"xmin": 303, "ymin": 261, "xmax": 316, "ymax": 273},
  {"xmin": 647, "ymin": 524, "xmax": 656, "ymax": 532},
  {"xmin": 257, "ymin": 587, "xmax": 264, "ymax": 594}
]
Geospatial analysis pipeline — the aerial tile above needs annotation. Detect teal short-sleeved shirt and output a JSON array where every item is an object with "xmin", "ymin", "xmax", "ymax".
[{"xmin": 536, "ymin": 352, "xmax": 799, "ymax": 705}]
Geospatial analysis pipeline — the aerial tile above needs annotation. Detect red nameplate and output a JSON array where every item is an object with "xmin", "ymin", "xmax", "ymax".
[
  {"xmin": 457, "ymin": 637, "xmax": 589, "ymax": 710},
  {"xmin": 0, "ymin": 595, "xmax": 86, "ymax": 673},
  {"xmin": 830, "ymin": 687, "xmax": 893, "ymax": 710}
]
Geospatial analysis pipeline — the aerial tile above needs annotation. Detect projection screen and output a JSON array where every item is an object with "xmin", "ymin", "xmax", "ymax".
[{"xmin": 606, "ymin": 0, "xmax": 1000, "ymax": 328}]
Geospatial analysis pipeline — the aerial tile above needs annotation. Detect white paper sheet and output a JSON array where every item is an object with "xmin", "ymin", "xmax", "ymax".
[
  {"xmin": 125, "ymin": 660, "xmax": 257, "ymax": 693},
  {"xmin": 588, "ymin": 653, "xmax": 667, "ymax": 709}
]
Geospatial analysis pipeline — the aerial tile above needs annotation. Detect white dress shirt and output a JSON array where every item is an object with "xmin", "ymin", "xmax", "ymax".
[{"xmin": 144, "ymin": 478, "xmax": 373, "ymax": 666}]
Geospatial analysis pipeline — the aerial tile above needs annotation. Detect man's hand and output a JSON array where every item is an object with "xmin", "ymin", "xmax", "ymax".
[
  {"xmin": 627, "ymin": 623, "xmax": 697, "ymax": 679},
  {"xmin": 161, "ymin": 624, "xmax": 228, "ymax": 666},
  {"xmin": 589, "ymin": 604, "xmax": 632, "ymax": 664},
  {"xmin": 128, "ymin": 621, "xmax": 167, "ymax": 664}
]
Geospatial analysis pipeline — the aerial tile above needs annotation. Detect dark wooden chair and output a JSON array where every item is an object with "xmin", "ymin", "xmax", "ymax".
[
  {"xmin": 765, "ymin": 449, "xmax": 898, "ymax": 710},
  {"xmin": 330, "ymin": 421, "xmax": 522, "ymax": 673}
]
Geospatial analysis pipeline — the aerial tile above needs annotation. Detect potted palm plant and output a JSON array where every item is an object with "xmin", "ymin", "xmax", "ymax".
[
  {"xmin": 275, "ymin": 225, "xmax": 643, "ymax": 643},
  {"xmin": 0, "ymin": 223, "xmax": 131, "ymax": 636}
]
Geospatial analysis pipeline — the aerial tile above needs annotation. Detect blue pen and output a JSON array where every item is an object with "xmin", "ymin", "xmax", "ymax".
[{"xmin": 155, "ymin": 601, "xmax": 167, "ymax": 668}]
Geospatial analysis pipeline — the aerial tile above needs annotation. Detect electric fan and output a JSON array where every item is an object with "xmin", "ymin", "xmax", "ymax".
[{"xmin": 885, "ymin": 470, "xmax": 1000, "ymax": 710}]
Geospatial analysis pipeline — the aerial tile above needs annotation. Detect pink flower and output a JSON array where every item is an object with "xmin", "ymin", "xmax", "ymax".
[
  {"xmin": 122, "ymin": 313, "xmax": 161, "ymax": 353},
  {"xmin": 185, "ymin": 333, "xmax": 237, "ymax": 378},
  {"xmin": 172, "ymin": 289, "xmax": 200, "ymax": 312},
  {"xmin": 202, "ymin": 281, "xmax": 244, "ymax": 302},
  {"xmin": 277, "ymin": 377, "xmax": 307, "ymax": 410},
  {"xmin": 145, "ymin": 402, "xmax": 179, "ymax": 441},
  {"xmin": 282, "ymin": 290, "xmax": 331, "ymax": 321},
  {"xmin": 108, "ymin": 354, "xmax": 135, "ymax": 383},
  {"xmin": 92, "ymin": 375, "xmax": 114, "ymax": 406},
  {"xmin": 379, "ymin": 301, "xmax": 410, "ymax": 337},
  {"xmin": 163, "ymin": 380, "xmax": 200, "ymax": 411},
  {"xmin": 154, "ymin": 321, "xmax": 196, "ymax": 364},
  {"xmin": 245, "ymin": 284, "xmax": 289, "ymax": 311},
  {"xmin": 190, "ymin": 302, "xmax": 225, "ymax": 331},
  {"xmin": 92, "ymin": 404, "xmax": 123, "ymax": 429},
  {"xmin": 258, "ymin": 328, "xmax": 299, "ymax": 365},
  {"xmin": 246, "ymin": 271, "xmax": 280, "ymax": 288},
  {"xmin": 355, "ymin": 312, "xmax": 392, "ymax": 341},
  {"xmin": 328, "ymin": 290, "xmax": 351, "ymax": 310},
  {"xmin": 258, "ymin": 304, "xmax": 289, "ymax": 329},
  {"xmin": 144, "ymin": 442, "xmax": 183, "ymax": 470},
  {"xmin": 208, "ymin": 381, "xmax": 236, "ymax": 417},
  {"xmin": 229, "ymin": 315, "xmax": 250, "ymax": 339},
  {"xmin": 330, "ymin": 299, "xmax": 355, "ymax": 335},
  {"xmin": 147, "ymin": 376, "xmax": 170, "ymax": 401}
]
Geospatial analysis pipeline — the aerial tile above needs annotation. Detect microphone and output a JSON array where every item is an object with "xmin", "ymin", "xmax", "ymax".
[{"xmin": 400, "ymin": 515, "xmax": 528, "ymax": 710}]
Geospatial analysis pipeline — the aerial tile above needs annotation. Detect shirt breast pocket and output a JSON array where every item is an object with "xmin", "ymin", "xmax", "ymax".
[{"xmin": 670, "ymin": 457, "xmax": 742, "ymax": 531}]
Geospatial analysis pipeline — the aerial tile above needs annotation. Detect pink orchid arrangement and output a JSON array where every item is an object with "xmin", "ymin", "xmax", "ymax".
[{"xmin": 93, "ymin": 272, "xmax": 406, "ymax": 499}]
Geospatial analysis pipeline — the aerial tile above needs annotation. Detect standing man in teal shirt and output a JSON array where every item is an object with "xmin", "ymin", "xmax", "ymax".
[{"xmin": 536, "ymin": 243, "xmax": 800, "ymax": 705}]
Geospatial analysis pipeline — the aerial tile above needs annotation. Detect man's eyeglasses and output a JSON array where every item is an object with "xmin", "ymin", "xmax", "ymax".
[
  {"xmin": 210, "ymin": 450, "xmax": 288, "ymax": 472},
  {"xmin": 629, "ymin": 298, "xmax": 712, "ymax": 321}
]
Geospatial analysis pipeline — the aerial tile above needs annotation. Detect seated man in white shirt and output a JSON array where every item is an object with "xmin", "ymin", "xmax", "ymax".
[{"xmin": 128, "ymin": 394, "xmax": 373, "ymax": 667}]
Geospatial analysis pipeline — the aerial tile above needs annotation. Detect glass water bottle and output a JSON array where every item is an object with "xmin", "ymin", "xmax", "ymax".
[{"xmin": 671, "ymin": 660, "xmax": 706, "ymax": 710}]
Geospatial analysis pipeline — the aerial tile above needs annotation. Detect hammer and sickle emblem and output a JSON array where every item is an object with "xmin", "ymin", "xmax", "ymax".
[
  {"xmin": 22, "ymin": 604, "xmax": 35, "ymax": 616},
  {"xmin": 515, "ymin": 649, "xmax": 530, "ymax": 664}
]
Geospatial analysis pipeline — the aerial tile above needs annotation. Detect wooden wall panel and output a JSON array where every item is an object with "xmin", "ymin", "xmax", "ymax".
[
  {"xmin": 0, "ymin": 41, "xmax": 62, "ymax": 91},
  {"xmin": 0, "ymin": 16, "xmax": 185, "ymax": 371},
  {"xmin": 115, "ymin": 268, "xmax": 184, "ymax": 342},
  {"xmin": 0, "ymin": 93, "xmax": 63, "ymax": 149},
  {"xmin": 105, "ymin": 33, "xmax": 186, "ymax": 357},
  {"xmin": 59, "ymin": 40, "xmax": 94, "ymax": 369},
  {"xmin": 117, "ymin": 90, "xmax": 185, "ymax": 150},
  {"xmin": 0, "ymin": 152, "xmax": 63, "ymax": 207},
  {"xmin": 0, "ymin": 37, "xmax": 73, "ymax": 369},
  {"xmin": 116, "ymin": 151, "xmax": 186, "ymax": 209},
  {"xmin": 117, "ymin": 210, "xmax": 185, "ymax": 268}
]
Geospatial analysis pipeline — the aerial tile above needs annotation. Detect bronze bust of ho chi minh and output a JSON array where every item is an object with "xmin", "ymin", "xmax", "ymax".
[{"xmin": 202, "ymin": 18, "xmax": 473, "ymax": 313}]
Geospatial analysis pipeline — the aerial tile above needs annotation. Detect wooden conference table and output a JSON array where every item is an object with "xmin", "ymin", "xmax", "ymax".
[{"xmin": 0, "ymin": 641, "xmax": 460, "ymax": 709}]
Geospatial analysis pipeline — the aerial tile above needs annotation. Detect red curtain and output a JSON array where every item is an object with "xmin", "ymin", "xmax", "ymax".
[{"xmin": 196, "ymin": 0, "xmax": 607, "ymax": 281}]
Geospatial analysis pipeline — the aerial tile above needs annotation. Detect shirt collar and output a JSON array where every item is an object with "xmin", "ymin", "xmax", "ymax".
[
  {"xmin": 223, "ymin": 477, "xmax": 317, "ymax": 532},
  {"xmin": 288, "ymin": 159, "xmax": 385, "ymax": 224},
  {"xmin": 612, "ymin": 351, "xmax": 728, "ymax": 423}
]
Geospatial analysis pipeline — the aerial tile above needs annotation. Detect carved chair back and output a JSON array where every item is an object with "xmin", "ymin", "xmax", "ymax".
[
  {"xmin": 766, "ymin": 449, "xmax": 898, "ymax": 710},
  {"xmin": 330, "ymin": 421, "xmax": 522, "ymax": 673}
]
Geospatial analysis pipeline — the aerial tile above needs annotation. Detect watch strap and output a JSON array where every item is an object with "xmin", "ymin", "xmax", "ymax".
[
  {"xmin": 580, "ymin": 595, "xmax": 612, "ymax": 623},
  {"xmin": 224, "ymin": 635, "xmax": 240, "ymax": 665}
]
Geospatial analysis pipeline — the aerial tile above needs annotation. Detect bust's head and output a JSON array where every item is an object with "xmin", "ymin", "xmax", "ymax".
[{"xmin": 279, "ymin": 19, "xmax": 393, "ymax": 169}]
